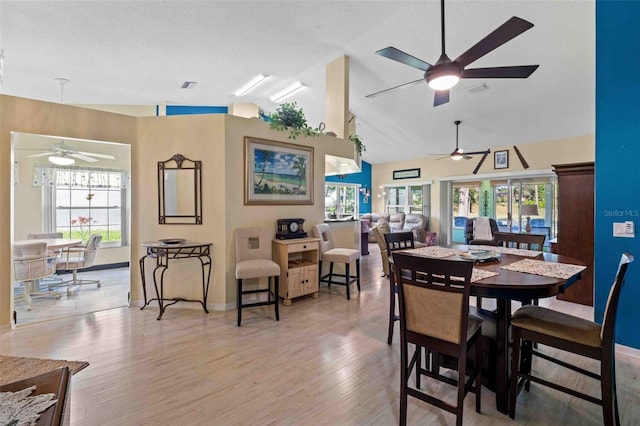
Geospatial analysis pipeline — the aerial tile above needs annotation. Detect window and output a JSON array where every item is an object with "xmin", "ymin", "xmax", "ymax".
[
  {"xmin": 385, "ymin": 184, "xmax": 429, "ymax": 215},
  {"xmin": 35, "ymin": 165, "xmax": 128, "ymax": 247},
  {"xmin": 325, "ymin": 183, "xmax": 358, "ymax": 220}
]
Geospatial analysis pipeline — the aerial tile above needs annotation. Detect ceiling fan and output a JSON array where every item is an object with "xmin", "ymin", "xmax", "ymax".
[
  {"xmin": 28, "ymin": 141, "xmax": 115, "ymax": 164},
  {"xmin": 434, "ymin": 120, "xmax": 490, "ymax": 161},
  {"xmin": 367, "ymin": 0, "xmax": 539, "ymax": 106}
]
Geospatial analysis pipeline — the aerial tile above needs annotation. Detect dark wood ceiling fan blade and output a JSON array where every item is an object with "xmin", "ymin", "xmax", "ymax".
[
  {"xmin": 375, "ymin": 47, "xmax": 432, "ymax": 71},
  {"xmin": 464, "ymin": 149, "xmax": 491, "ymax": 156},
  {"xmin": 454, "ymin": 16, "xmax": 534, "ymax": 68},
  {"xmin": 433, "ymin": 90, "xmax": 449, "ymax": 106},
  {"xmin": 462, "ymin": 65, "xmax": 539, "ymax": 79},
  {"xmin": 365, "ymin": 79, "xmax": 424, "ymax": 98}
]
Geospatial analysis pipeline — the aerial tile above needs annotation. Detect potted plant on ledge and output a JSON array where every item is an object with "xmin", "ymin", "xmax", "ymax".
[{"xmin": 268, "ymin": 102, "xmax": 319, "ymax": 140}]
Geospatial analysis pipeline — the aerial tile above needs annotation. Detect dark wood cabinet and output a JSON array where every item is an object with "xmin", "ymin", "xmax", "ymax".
[{"xmin": 553, "ymin": 162, "xmax": 594, "ymax": 306}]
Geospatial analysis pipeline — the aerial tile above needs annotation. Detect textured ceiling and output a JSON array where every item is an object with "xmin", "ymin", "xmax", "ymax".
[{"xmin": 0, "ymin": 0, "xmax": 595, "ymax": 164}]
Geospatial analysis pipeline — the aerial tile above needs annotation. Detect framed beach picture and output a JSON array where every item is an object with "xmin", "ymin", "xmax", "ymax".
[
  {"xmin": 244, "ymin": 137, "xmax": 314, "ymax": 205},
  {"xmin": 494, "ymin": 150, "xmax": 509, "ymax": 169}
]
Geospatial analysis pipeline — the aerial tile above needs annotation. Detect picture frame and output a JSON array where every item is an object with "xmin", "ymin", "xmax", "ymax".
[
  {"xmin": 393, "ymin": 168, "xmax": 421, "ymax": 180},
  {"xmin": 494, "ymin": 150, "xmax": 509, "ymax": 169},
  {"xmin": 244, "ymin": 137, "xmax": 314, "ymax": 205}
]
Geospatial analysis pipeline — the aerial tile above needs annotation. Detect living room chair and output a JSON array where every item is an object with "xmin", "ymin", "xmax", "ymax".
[
  {"xmin": 509, "ymin": 252, "xmax": 633, "ymax": 426},
  {"xmin": 55, "ymin": 234, "xmax": 102, "ymax": 295},
  {"xmin": 312, "ymin": 223, "xmax": 360, "ymax": 300},
  {"xmin": 384, "ymin": 231, "xmax": 415, "ymax": 345},
  {"xmin": 393, "ymin": 252, "xmax": 482, "ymax": 426},
  {"xmin": 14, "ymin": 241, "xmax": 61, "ymax": 310},
  {"xmin": 464, "ymin": 217, "xmax": 499, "ymax": 245},
  {"xmin": 234, "ymin": 227, "xmax": 280, "ymax": 326}
]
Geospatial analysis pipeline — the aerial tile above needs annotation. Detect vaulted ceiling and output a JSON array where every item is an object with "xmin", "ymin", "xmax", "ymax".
[{"xmin": 0, "ymin": 0, "xmax": 594, "ymax": 164}]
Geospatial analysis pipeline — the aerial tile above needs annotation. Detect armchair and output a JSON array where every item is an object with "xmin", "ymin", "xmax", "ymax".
[
  {"xmin": 465, "ymin": 217, "xmax": 499, "ymax": 245},
  {"xmin": 55, "ymin": 234, "xmax": 102, "ymax": 295},
  {"xmin": 14, "ymin": 241, "xmax": 60, "ymax": 310}
]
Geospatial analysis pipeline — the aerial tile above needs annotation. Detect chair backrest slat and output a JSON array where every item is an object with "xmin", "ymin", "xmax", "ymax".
[
  {"xmin": 27, "ymin": 232, "xmax": 63, "ymax": 239},
  {"xmin": 494, "ymin": 232, "xmax": 545, "ymax": 251}
]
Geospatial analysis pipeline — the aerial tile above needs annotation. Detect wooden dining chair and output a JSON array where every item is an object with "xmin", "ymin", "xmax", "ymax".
[
  {"xmin": 509, "ymin": 252, "xmax": 633, "ymax": 426},
  {"xmin": 393, "ymin": 252, "xmax": 482, "ymax": 426},
  {"xmin": 477, "ymin": 232, "xmax": 546, "ymax": 313},
  {"xmin": 383, "ymin": 231, "xmax": 415, "ymax": 345}
]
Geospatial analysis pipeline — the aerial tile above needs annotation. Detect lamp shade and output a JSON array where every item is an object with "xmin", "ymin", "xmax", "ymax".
[{"xmin": 520, "ymin": 204, "xmax": 539, "ymax": 216}]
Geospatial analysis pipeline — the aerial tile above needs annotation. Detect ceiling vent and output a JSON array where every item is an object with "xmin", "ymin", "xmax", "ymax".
[
  {"xmin": 181, "ymin": 81, "xmax": 197, "ymax": 89},
  {"xmin": 466, "ymin": 82, "xmax": 489, "ymax": 94}
]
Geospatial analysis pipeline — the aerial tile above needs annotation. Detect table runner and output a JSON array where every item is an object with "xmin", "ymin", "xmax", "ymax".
[{"xmin": 500, "ymin": 258, "xmax": 586, "ymax": 279}]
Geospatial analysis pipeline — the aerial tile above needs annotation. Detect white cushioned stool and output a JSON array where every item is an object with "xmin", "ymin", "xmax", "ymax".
[{"xmin": 312, "ymin": 223, "xmax": 360, "ymax": 300}]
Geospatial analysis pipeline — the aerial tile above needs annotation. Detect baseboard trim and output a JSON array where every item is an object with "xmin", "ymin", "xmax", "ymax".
[{"xmin": 56, "ymin": 262, "xmax": 129, "ymax": 275}]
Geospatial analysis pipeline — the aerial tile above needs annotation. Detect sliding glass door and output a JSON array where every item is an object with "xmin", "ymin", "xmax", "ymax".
[{"xmin": 449, "ymin": 176, "xmax": 557, "ymax": 246}]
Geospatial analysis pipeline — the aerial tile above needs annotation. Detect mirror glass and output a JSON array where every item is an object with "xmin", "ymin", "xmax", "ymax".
[{"xmin": 158, "ymin": 154, "xmax": 202, "ymax": 224}]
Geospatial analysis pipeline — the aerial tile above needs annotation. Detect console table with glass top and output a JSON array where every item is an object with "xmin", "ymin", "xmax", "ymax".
[{"xmin": 139, "ymin": 240, "xmax": 212, "ymax": 320}]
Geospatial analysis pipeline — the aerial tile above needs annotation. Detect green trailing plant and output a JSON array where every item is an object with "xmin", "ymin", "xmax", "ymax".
[
  {"xmin": 349, "ymin": 134, "xmax": 366, "ymax": 156},
  {"xmin": 268, "ymin": 102, "xmax": 319, "ymax": 139}
]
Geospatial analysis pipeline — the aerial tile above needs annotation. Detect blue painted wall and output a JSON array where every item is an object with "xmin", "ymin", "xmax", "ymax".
[
  {"xmin": 595, "ymin": 0, "xmax": 640, "ymax": 348},
  {"xmin": 165, "ymin": 105, "xmax": 228, "ymax": 115},
  {"xmin": 325, "ymin": 161, "xmax": 372, "ymax": 214}
]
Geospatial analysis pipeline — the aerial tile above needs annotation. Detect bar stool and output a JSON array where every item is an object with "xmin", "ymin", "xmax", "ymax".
[
  {"xmin": 234, "ymin": 227, "xmax": 280, "ymax": 326},
  {"xmin": 312, "ymin": 223, "xmax": 360, "ymax": 300}
]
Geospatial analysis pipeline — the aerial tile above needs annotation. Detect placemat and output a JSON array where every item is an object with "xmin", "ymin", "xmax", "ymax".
[
  {"xmin": 0, "ymin": 355, "xmax": 89, "ymax": 386},
  {"xmin": 471, "ymin": 268, "xmax": 500, "ymax": 282},
  {"xmin": 401, "ymin": 246, "xmax": 460, "ymax": 258},
  {"xmin": 500, "ymin": 259, "xmax": 586, "ymax": 279}
]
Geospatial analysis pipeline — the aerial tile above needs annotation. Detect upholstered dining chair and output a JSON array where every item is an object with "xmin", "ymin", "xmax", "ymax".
[
  {"xmin": 234, "ymin": 227, "xmax": 280, "ymax": 326},
  {"xmin": 509, "ymin": 252, "xmax": 633, "ymax": 426},
  {"xmin": 27, "ymin": 232, "xmax": 63, "ymax": 240},
  {"xmin": 27, "ymin": 232, "xmax": 64, "ymax": 287},
  {"xmin": 383, "ymin": 231, "xmax": 415, "ymax": 345},
  {"xmin": 55, "ymin": 234, "xmax": 102, "ymax": 295},
  {"xmin": 393, "ymin": 252, "xmax": 482, "ymax": 426},
  {"xmin": 312, "ymin": 223, "xmax": 360, "ymax": 300},
  {"xmin": 14, "ymin": 241, "xmax": 61, "ymax": 310}
]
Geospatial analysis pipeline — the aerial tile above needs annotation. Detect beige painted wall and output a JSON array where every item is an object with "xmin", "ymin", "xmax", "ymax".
[
  {"xmin": 371, "ymin": 135, "xmax": 595, "ymax": 235},
  {"xmin": 1, "ymin": 95, "xmax": 358, "ymax": 328},
  {"xmin": 0, "ymin": 95, "xmax": 138, "ymax": 330}
]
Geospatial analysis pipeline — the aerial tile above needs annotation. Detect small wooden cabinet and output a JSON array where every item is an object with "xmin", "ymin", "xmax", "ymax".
[{"xmin": 272, "ymin": 238, "xmax": 320, "ymax": 305}]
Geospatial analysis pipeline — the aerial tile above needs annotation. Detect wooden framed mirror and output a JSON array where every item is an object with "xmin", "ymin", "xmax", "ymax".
[{"xmin": 158, "ymin": 154, "xmax": 202, "ymax": 224}]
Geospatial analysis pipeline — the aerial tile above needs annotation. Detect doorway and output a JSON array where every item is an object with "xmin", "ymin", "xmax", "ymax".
[{"xmin": 11, "ymin": 132, "xmax": 131, "ymax": 325}]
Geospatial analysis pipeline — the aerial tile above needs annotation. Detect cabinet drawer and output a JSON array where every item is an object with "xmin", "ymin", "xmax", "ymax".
[{"xmin": 288, "ymin": 241, "xmax": 319, "ymax": 253}]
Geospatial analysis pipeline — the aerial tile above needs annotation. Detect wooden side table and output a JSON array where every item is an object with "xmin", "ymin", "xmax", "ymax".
[{"xmin": 272, "ymin": 238, "xmax": 320, "ymax": 305}]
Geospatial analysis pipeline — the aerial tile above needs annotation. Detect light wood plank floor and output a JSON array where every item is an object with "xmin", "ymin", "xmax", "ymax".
[{"xmin": 2, "ymin": 244, "xmax": 639, "ymax": 425}]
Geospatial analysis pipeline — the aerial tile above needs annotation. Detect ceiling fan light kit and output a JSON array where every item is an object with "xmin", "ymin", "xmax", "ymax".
[
  {"xmin": 426, "ymin": 58, "xmax": 461, "ymax": 90},
  {"xmin": 48, "ymin": 154, "xmax": 75, "ymax": 166}
]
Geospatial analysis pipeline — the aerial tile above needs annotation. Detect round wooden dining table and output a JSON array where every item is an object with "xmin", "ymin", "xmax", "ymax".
[{"xmin": 399, "ymin": 245, "xmax": 587, "ymax": 414}]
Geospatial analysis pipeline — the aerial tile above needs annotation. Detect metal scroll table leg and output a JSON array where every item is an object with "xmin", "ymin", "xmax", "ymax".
[
  {"xmin": 139, "ymin": 255, "xmax": 149, "ymax": 309},
  {"xmin": 198, "ymin": 255, "xmax": 212, "ymax": 314},
  {"xmin": 152, "ymin": 253, "xmax": 169, "ymax": 320}
]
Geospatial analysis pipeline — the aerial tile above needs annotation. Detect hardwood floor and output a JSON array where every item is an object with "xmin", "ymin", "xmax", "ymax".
[
  {"xmin": 12, "ymin": 268, "xmax": 129, "ymax": 325},
  {"xmin": 2, "ymin": 244, "xmax": 639, "ymax": 425}
]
